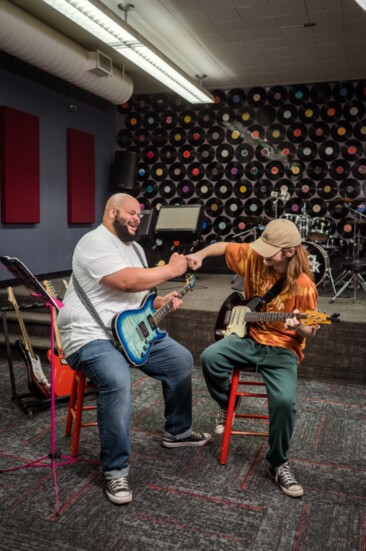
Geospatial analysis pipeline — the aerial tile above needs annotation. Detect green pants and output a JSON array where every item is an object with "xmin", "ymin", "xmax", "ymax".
[{"xmin": 200, "ymin": 335, "xmax": 298, "ymax": 467}]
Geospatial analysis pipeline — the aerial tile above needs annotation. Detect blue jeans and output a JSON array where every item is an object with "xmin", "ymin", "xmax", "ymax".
[{"xmin": 66, "ymin": 336, "xmax": 193, "ymax": 479}]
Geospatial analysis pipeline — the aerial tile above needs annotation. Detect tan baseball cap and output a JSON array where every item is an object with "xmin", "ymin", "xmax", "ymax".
[{"xmin": 250, "ymin": 218, "xmax": 301, "ymax": 257}]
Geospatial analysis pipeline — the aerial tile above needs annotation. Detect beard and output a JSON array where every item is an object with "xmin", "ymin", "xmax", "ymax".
[{"xmin": 112, "ymin": 216, "xmax": 139, "ymax": 243}]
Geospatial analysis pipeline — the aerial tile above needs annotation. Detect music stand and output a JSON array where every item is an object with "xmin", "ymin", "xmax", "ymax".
[{"xmin": 0, "ymin": 256, "xmax": 99, "ymax": 517}]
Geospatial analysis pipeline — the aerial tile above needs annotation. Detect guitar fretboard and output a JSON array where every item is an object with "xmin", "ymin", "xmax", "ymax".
[
  {"xmin": 153, "ymin": 278, "xmax": 195, "ymax": 325},
  {"xmin": 245, "ymin": 312, "xmax": 303, "ymax": 323}
]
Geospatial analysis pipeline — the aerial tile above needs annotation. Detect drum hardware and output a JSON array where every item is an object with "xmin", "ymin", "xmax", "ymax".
[
  {"xmin": 270, "ymin": 190, "xmax": 290, "ymax": 218},
  {"xmin": 281, "ymin": 202, "xmax": 313, "ymax": 240},
  {"xmin": 330, "ymin": 205, "xmax": 366, "ymax": 303}
]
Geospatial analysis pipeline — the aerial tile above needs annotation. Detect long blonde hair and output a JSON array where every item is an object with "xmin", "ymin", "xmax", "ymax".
[{"xmin": 263, "ymin": 245, "xmax": 314, "ymax": 296}]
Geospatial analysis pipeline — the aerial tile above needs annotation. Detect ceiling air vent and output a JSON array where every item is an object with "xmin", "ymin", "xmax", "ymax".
[{"xmin": 87, "ymin": 50, "xmax": 113, "ymax": 77}]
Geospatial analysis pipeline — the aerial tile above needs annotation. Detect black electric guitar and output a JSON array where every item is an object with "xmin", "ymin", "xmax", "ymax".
[
  {"xmin": 7, "ymin": 287, "xmax": 51, "ymax": 401},
  {"xmin": 112, "ymin": 275, "xmax": 196, "ymax": 366},
  {"xmin": 215, "ymin": 291, "xmax": 340, "ymax": 340}
]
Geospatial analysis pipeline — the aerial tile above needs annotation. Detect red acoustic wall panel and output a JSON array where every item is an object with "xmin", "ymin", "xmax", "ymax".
[
  {"xmin": 0, "ymin": 106, "xmax": 40, "ymax": 223},
  {"xmin": 67, "ymin": 128, "xmax": 95, "ymax": 224}
]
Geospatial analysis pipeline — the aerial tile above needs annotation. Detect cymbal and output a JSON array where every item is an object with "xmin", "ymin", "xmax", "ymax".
[{"xmin": 330, "ymin": 197, "xmax": 365, "ymax": 203}]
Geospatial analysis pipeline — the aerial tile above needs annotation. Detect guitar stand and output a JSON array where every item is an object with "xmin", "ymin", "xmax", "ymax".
[{"xmin": 0, "ymin": 257, "xmax": 99, "ymax": 517}]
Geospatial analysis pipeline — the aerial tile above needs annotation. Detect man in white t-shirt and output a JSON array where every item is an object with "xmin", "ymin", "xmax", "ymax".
[{"xmin": 58, "ymin": 193, "xmax": 211, "ymax": 505}]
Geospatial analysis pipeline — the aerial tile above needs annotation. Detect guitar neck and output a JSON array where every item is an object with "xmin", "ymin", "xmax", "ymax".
[
  {"xmin": 8, "ymin": 289, "xmax": 35, "ymax": 358},
  {"xmin": 245, "ymin": 311, "xmax": 304, "ymax": 323},
  {"xmin": 153, "ymin": 280, "xmax": 192, "ymax": 325}
]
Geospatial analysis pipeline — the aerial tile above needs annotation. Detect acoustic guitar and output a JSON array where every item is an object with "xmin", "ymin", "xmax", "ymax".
[
  {"xmin": 215, "ymin": 291, "xmax": 340, "ymax": 340},
  {"xmin": 43, "ymin": 280, "xmax": 74, "ymax": 397},
  {"xmin": 7, "ymin": 287, "xmax": 51, "ymax": 401}
]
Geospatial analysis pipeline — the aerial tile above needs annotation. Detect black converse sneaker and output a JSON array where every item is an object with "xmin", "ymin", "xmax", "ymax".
[
  {"xmin": 215, "ymin": 397, "xmax": 241, "ymax": 435},
  {"xmin": 162, "ymin": 431, "xmax": 212, "ymax": 448},
  {"xmin": 105, "ymin": 477, "xmax": 132, "ymax": 504},
  {"xmin": 269, "ymin": 462, "xmax": 304, "ymax": 498}
]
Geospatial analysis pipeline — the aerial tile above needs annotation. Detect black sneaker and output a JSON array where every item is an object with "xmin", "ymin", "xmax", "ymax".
[
  {"xmin": 215, "ymin": 397, "xmax": 241, "ymax": 435},
  {"xmin": 269, "ymin": 462, "xmax": 304, "ymax": 498},
  {"xmin": 162, "ymin": 431, "xmax": 212, "ymax": 448},
  {"xmin": 105, "ymin": 477, "xmax": 132, "ymax": 504}
]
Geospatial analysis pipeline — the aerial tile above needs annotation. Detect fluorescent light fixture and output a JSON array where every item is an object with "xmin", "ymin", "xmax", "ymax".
[
  {"xmin": 40, "ymin": 0, "xmax": 214, "ymax": 103},
  {"xmin": 353, "ymin": 0, "xmax": 366, "ymax": 9}
]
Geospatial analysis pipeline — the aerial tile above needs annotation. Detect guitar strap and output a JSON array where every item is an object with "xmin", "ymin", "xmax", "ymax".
[{"xmin": 260, "ymin": 277, "xmax": 285, "ymax": 306}]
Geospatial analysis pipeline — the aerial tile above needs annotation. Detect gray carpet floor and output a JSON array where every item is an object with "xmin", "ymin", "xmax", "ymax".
[{"xmin": 0, "ymin": 358, "xmax": 365, "ymax": 551}]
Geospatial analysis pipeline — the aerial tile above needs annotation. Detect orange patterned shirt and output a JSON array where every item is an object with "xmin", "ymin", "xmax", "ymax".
[{"xmin": 225, "ymin": 243, "xmax": 318, "ymax": 363}]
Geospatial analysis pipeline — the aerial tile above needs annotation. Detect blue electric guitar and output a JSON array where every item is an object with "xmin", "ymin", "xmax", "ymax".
[{"xmin": 112, "ymin": 275, "xmax": 196, "ymax": 366}]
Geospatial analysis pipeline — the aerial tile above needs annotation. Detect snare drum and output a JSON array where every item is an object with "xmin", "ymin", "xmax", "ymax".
[
  {"xmin": 281, "ymin": 213, "xmax": 311, "ymax": 239},
  {"xmin": 303, "ymin": 241, "xmax": 329, "ymax": 286},
  {"xmin": 308, "ymin": 217, "xmax": 331, "ymax": 243}
]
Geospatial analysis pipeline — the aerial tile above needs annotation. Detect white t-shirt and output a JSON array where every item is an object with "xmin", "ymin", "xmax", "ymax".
[{"xmin": 58, "ymin": 224, "xmax": 148, "ymax": 357}]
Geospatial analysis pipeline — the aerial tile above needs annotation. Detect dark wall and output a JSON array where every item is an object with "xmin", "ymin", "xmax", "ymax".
[{"xmin": 0, "ymin": 56, "xmax": 116, "ymax": 283}]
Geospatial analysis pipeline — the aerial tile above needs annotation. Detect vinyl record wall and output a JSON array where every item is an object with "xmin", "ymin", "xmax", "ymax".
[{"xmin": 116, "ymin": 80, "xmax": 366, "ymax": 255}]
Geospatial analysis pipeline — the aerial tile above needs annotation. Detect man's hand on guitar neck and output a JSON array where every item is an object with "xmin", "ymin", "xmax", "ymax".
[{"xmin": 153, "ymin": 292, "xmax": 182, "ymax": 311}]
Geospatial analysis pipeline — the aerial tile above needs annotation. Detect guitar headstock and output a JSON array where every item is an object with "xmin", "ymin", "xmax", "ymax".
[
  {"xmin": 43, "ymin": 279, "xmax": 59, "ymax": 300},
  {"xmin": 185, "ymin": 274, "xmax": 196, "ymax": 290},
  {"xmin": 302, "ymin": 310, "xmax": 340, "ymax": 326},
  {"xmin": 7, "ymin": 286, "xmax": 16, "ymax": 308}
]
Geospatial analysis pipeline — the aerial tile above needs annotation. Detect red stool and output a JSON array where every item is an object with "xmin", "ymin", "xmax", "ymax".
[
  {"xmin": 65, "ymin": 371, "xmax": 97, "ymax": 457},
  {"xmin": 220, "ymin": 366, "xmax": 269, "ymax": 465}
]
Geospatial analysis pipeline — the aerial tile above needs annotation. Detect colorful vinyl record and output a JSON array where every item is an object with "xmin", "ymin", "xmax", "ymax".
[
  {"xmin": 243, "ymin": 197, "xmax": 264, "ymax": 217},
  {"xmin": 268, "ymin": 86, "xmax": 288, "ymax": 106},
  {"xmin": 265, "ymin": 160, "xmax": 285, "ymax": 180},
  {"xmin": 151, "ymin": 198, "xmax": 167, "ymax": 211},
  {"xmin": 288, "ymin": 85, "xmax": 309, "ymax": 104},
  {"xmin": 169, "ymin": 94, "xmax": 188, "ymax": 111},
  {"xmin": 134, "ymin": 130, "xmax": 150, "ymax": 147},
  {"xmin": 285, "ymin": 161, "xmax": 305, "ymax": 180},
  {"xmin": 227, "ymin": 88, "xmax": 246, "ymax": 107},
  {"xmin": 201, "ymin": 216, "xmax": 213, "ymax": 235},
  {"xmin": 320, "ymin": 102, "xmax": 342, "ymax": 123},
  {"xmin": 136, "ymin": 197, "xmax": 150, "ymax": 211},
  {"xmin": 298, "ymin": 103, "xmax": 319, "ymax": 124},
  {"xmin": 142, "ymin": 146, "xmax": 159, "ymax": 164},
  {"xmin": 235, "ymin": 143, "xmax": 254, "ymax": 163},
  {"xmin": 177, "ymin": 180, "xmax": 195, "ymax": 199},
  {"xmin": 143, "ymin": 111, "xmax": 160, "ymax": 130},
  {"xmin": 197, "ymin": 108, "xmax": 216, "ymax": 128},
  {"xmin": 331, "ymin": 121, "xmax": 353, "ymax": 141},
  {"xmin": 116, "ymin": 129, "xmax": 133, "ymax": 148},
  {"xmin": 169, "ymin": 129, "xmax": 186, "ymax": 146},
  {"xmin": 225, "ymin": 161, "xmax": 244, "ymax": 180},
  {"xmin": 341, "ymin": 140, "xmax": 363, "ymax": 161},
  {"xmin": 158, "ymin": 180, "xmax": 176, "ymax": 199},
  {"xmin": 333, "ymin": 81, "xmax": 354, "ymax": 102},
  {"xmin": 133, "ymin": 95, "xmax": 150, "ymax": 112},
  {"xmin": 206, "ymin": 161, "xmax": 224, "ymax": 181},
  {"xmin": 256, "ymin": 143, "xmax": 275, "ymax": 163},
  {"xmin": 246, "ymin": 124, "xmax": 265, "ymax": 143},
  {"xmin": 245, "ymin": 161, "xmax": 264, "ymax": 181},
  {"xmin": 274, "ymin": 178, "xmax": 295, "ymax": 197},
  {"xmin": 329, "ymin": 159, "xmax": 351, "ymax": 180},
  {"xmin": 327, "ymin": 200, "xmax": 349, "ymax": 219},
  {"xmin": 216, "ymin": 108, "xmax": 237, "ymax": 126},
  {"xmin": 257, "ymin": 105, "xmax": 276, "ymax": 126},
  {"xmin": 309, "ymin": 121, "xmax": 330, "ymax": 142},
  {"xmin": 238, "ymin": 106, "xmax": 256, "ymax": 127},
  {"xmin": 187, "ymin": 127, "xmax": 206, "ymax": 146},
  {"xmin": 318, "ymin": 140, "xmax": 340, "ymax": 161},
  {"xmin": 307, "ymin": 159, "xmax": 329, "ymax": 180},
  {"xmin": 337, "ymin": 218, "xmax": 357, "ymax": 239},
  {"xmin": 277, "ymin": 141, "xmax": 296, "ymax": 162},
  {"xmin": 152, "ymin": 163, "xmax": 168, "ymax": 181},
  {"xmin": 310, "ymin": 83, "xmax": 332, "ymax": 103},
  {"xmin": 168, "ymin": 197, "xmax": 186, "ymax": 206},
  {"xmin": 295, "ymin": 178, "xmax": 316, "ymax": 199},
  {"xmin": 283, "ymin": 198, "xmax": 303, "ymax": 216},
  {"xmin": 247, "ymin": 87, "xmax": 267, "ymax": 107},
  {"xmin": 207, "ymin": 125, "xmax": 225, "ymax": 145},
  {"xmin": 179, "ymin": 110, "xmax": 197, "ymax": 128},
  {"xmin": 161, "ymin": 110, "xmax": 178, "ymax": 129},
  {"xmin": 125, "ymin": 112, "xmax": 141, "ymax": 129},
  {"xmin": 353, "ymin": 120, "xmax": 366, "ymax": 141},
  {"xmin": 150, "ymin": 94, "xmax": 170, "ymax": 112},
  {"xmin": 266, "ymin": 124, "xmax": 286, "ymax": 144},
  {"xmin": 137, "ymin": 164, "xmax": 150, "ymax": 182},
  {"xmin": 308, "ymin": 198, "xmax": 328, "ymax": 217},
  {"xmin": 343, "ymin": 100, "xmax": 365, "ymax": 122},
  {"xmin": 168, "ymin": 162, "xmax": 186, "ymax": 181},
  {"xmin": 178, "ymin": 145, "xmax": 195, "ymax": 163},
  {"xmin": 206, "ymin": 198, "xmax": 224, "ymax": 217},
  {"xmin": 263, "ymin": 198, "xmax": 283, "ymax": 218},
  {"xmin": 351, "ymin": 159, "xmax": 366, "ymax": 180},
  {"xmin": 196, "ymin": 180, "xmax": 214, "ymax": 199},
  {"xmin": 204, "ymin": 233, "xmax": 221, "ymax": 245},
  {"xmin": 151, "ymin": 129, "xmax": 168, "ymax": 147},
  {"xmin": 253, "ymin": 179, "xmax": 273, "ymax": 199},
  {"xmin": 316, "ymin": 179, "xmax": 338, "ymax": 200},
  {"xmin": 231, "ymin": 216, "xmax": 253, "ymax": 235},
  {"xmin": 197, "ymin": 144, "xmax": 215, "ymax": 163},
  {"xmin": 213, "ymin": 216, "xmax": 232, "ymax": 236},
  {"xmin": 287, "ymin": 123, "xmax": 308, "ymax": 143},
  {"xmin": 355, "ymin": 80, "xmax": 366, "ymax": 101},
  {"xmin": 216, "ymin": 143, "xmax": 234, "ymax": 163},
  {"xmin": 297, "ymin": 141, "xmax": 318, "ymax": 161},
  {"xmin": 277, "ymin": 104, "xmax": 298, "ymax": 125},
  {"xmin": 117, "ymin": 101, "xmax": 132, "ymax": 114},
  {"xmin": 160, "ymin": 145, "xmax": 177, "ymax": 164},
  {"xmin": 211, "ymin": 89, "xmax": 227, "ymax": 109},
  {"xmin": 234, "ymin": 180, "xmax": 253, "ymax": 199},
  {"xmin": 226, "ymin": 127, "xmax": 244, "ymax": 145},
  {"xmin": 216, "ymin": 180, "xmax": 234, "ymax": 199},
  {"xmin": 187, "ymin": 162, "xmax": 204, "ymax": 181},
  {"xmin": 339, "ymin": 178, "xmax": 361, "ymax": 198}
]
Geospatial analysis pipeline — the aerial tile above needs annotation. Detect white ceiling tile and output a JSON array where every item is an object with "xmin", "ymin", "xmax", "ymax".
[{"xmin": 270, "ymin": 1, "xmax": 308, "ymax": 16}]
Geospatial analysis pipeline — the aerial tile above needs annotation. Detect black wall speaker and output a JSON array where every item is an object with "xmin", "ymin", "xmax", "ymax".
[
  {"xmin": 154, "ymin": 204, "xmax": 203, "ymax": 242},
  {"xmin": 109, "ymin": 150, "xmax": 138, "ymax": 193},
  {"xmin": 138, "ymin": 209, "xmax": 158, "ymax": 243}
]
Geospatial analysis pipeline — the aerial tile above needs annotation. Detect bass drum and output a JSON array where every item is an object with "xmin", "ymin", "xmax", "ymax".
[{"xmin": 303, "ymin": 241, "xmax": 329, "ymax": 286}]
